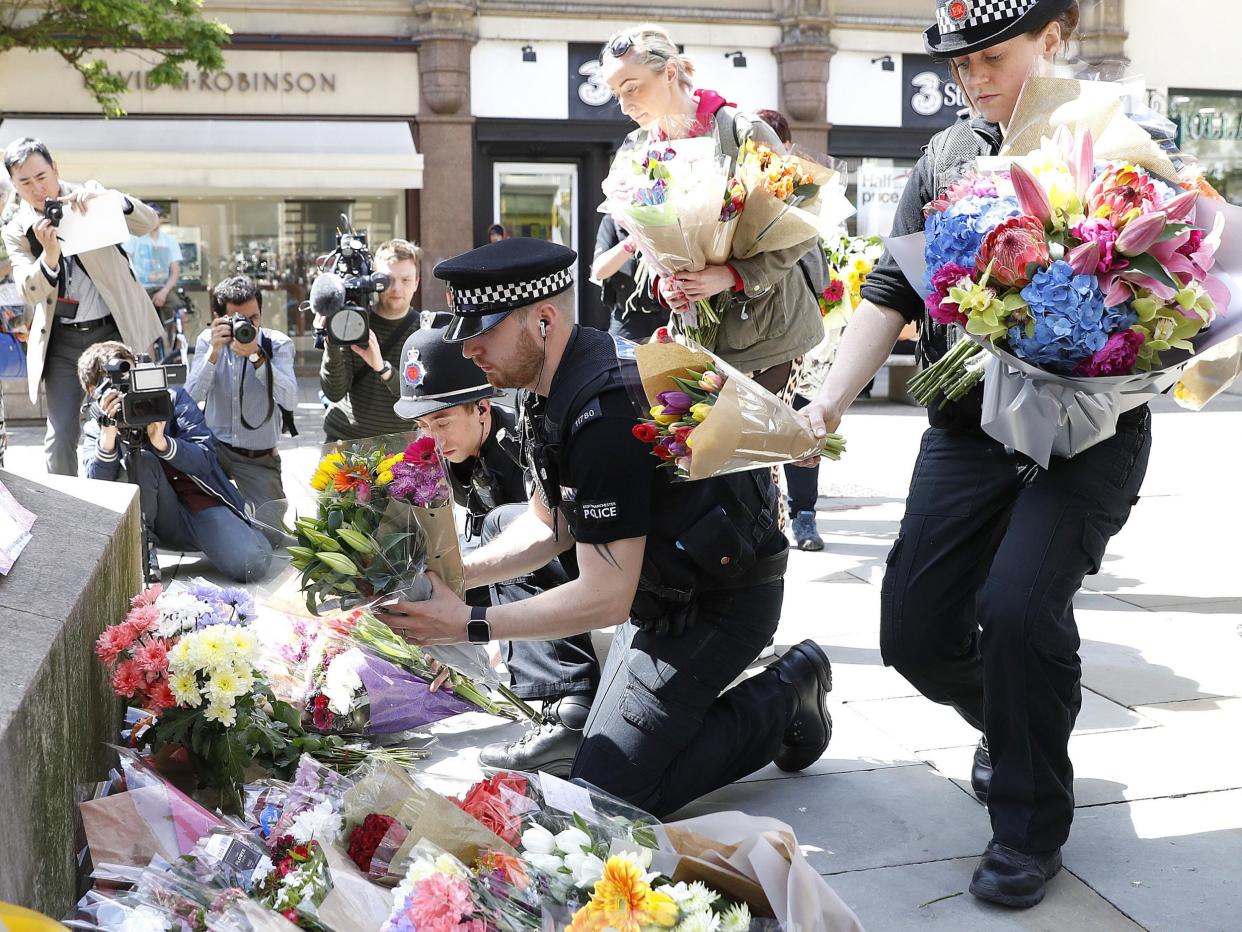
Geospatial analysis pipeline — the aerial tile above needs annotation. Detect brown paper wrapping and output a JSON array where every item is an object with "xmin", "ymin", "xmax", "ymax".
[
  {"xmin": 316, "ymin": 844, "xmax": 395, "ymax": 932},
  {"xmin": 664, "ymin": 826, "xmax": 774, "ymax": 916},
  {"xmin": 732, "ymin": 152, "xmax": 838, "ymax": 260},
  {"xmin": 80, "ymin": 787, "xmax": 180, "ymax": 868},
  {"xmin": 411, "ymin": 504, "xmax": 465, "ymax": 598},
  {"xmin": 1001, "ymin": 76, "xmax": 1178, "ymax": 180},
  {"xmin": 635, "ymin": 340, "xmax": 716, "ymax": 401}
]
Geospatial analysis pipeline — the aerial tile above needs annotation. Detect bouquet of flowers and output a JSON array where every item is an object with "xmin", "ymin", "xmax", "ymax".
[
  {"xmin": 288, "ymin": 433, "xmax": 463, "ymax": 615},
  {"xmin": 301, "ymin": 636, "xmax": 477, "ymax": 738},
  {"xmin": 624, "ymin": 330, "xmax": 845, "ymax": 480},
  {"xmin": 730, "ymin": 139, "xmax": 843, "ymax": 260},
  {"xmin": 601, "ymin": 138, "xmax": 739, "ymax": 346},
  {"xmin": 884, "ymin": 76, "xmax": 1242, "ymax": 465},
  {"xmin": 818, "ymin": 231, "xmax": 885, "ymax": 332}
]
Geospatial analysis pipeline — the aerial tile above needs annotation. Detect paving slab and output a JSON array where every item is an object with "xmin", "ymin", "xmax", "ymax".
[
  {"xmin": 1065, "ymin": 790, "xmax": 1242, "ymax": 932},
  {"xmin": 738, "ymin": 700, "xmax": 922, "ymax": 782},
  {"xmin": 669, "ymin": 764, "xmax": 989, "ymax": 875},
  {"xmin": 920, "ymin": 723, "xmax": 1242, "ymax": 807},
  {"xmin": 849, "ymin": 688, "xmax": 1156, "ymax": 755},
  {"xmin": 1134, "ymin": 696, "xmax": 1242, "ymax": 729},
  {"xmin": 1077, "ymin": 610, "xmax": 1242, "ymax": 706},
  {"xmin": 827, "ymin": 857, "xmax": 1141, "ymax": 931},
  {"xmin": 811, "ymin": 644, "xmax": 923, "ymax": 702}
]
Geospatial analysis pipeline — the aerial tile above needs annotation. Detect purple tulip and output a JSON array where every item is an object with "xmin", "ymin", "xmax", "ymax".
[
  {"xmin": 655, "ymin": 390, "xmax": 692, "ymax": 415},
  {"xmin": 668, "ymin": 441, "xmax": 690, "ymax": 457}
]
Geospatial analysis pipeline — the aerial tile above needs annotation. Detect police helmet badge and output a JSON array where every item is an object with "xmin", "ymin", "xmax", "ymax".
[{"xmin": 403, "ymin": 347, "xmax": 427, "ymax": 388}]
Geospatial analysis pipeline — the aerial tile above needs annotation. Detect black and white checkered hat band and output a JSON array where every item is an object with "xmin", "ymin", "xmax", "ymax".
[
  {"xmin": 937, "ymin": 0, "xmax": 1034, "ymax": 35},
  {"xmin": 450, "ymin": 267, "xmax": 573, "ymax": 313}
]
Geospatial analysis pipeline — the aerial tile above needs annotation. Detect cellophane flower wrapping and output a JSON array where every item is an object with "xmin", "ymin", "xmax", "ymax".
[
  {"xmin": 282, "ymin": 431, "xmax": 464, "ymax": 616},
  {"xmin": 622, "ymin": 333, "xmax": 845, "ymax": 481},
  {"xmin": 730, "ymin": 140, "xmax": 848, "ymax": 260}
]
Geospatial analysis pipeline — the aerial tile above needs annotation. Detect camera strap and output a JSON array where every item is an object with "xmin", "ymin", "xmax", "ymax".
[{"xmin": 238, "ymin": 345, "xmax": 276, "ymax": 434}]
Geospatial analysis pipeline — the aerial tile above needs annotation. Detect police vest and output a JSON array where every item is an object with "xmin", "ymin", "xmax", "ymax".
[{"xmin": 521, "ymin": 326, "xmax": 783, "ymax": 601}]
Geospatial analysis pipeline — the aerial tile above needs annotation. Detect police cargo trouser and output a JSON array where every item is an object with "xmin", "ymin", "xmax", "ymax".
[
  {"xmin": 464, "ymin": 503, "xmax": 600, "ymax": 702},
  {"xmin": 880, "ymin": 409, "xmax": 1151, "ymax": 853}
]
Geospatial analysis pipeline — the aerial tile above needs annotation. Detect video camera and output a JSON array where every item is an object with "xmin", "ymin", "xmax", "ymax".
[
  {"xmin": 88, "ymin": 354, "xmax": 183, "ymax": 430},
  {"xmin": 309, "ymin": 214, "xmax": 390, "ymax": 347}
]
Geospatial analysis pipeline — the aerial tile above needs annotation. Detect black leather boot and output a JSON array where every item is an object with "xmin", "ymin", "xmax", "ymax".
[
  {"xmin": 771, "ymin": 640, "xmax": 834, "ymax": 772},
  {"xmin": 971, "ymin": 737, "xmax": 992, "ymax": 803},
  {"xmin": 477, "ymin": 694, "xmax": 591, "ymax": 778},
  {"xmin": 969, "ymin": 841, "xmax": 1063, "ymax": 908}
]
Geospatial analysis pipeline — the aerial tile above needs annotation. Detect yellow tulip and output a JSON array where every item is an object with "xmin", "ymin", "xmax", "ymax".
[
  {"xmin": 690, "ymin": 402, "xmax": 713, "ymax": 422},
  {"xmin": 649, "ymin": 405, "xmax": 681, "ymax": 426}
]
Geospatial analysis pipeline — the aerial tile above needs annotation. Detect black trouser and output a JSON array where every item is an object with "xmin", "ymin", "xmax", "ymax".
[
  {"xmin": 464, "ymin": 503, "xmax": 600, "ymax": 702},
  {"xmin": 572, "ymin": 574, "xmax": 791, "ymax": 818},
  {"xmin": 881, "ymin": 410, "xmax": 1151, "ymax": 853},
  {"xmin": 783, "ymin": 394, "xmax": 820, "ymax": 514},
  {"xmin": 608, "ymin": 307, "xmax": 669, "ymax": 343}
]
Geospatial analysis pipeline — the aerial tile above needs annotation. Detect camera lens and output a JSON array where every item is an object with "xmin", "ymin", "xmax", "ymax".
[{"xmin": 231, "ymin": 313, "xmax": 258, "ymax": 345}]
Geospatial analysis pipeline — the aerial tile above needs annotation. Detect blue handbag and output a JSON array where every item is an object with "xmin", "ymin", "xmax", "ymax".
[{"xmin": 0, "ymin": 323, "xmax": 27, "ymax": 379}]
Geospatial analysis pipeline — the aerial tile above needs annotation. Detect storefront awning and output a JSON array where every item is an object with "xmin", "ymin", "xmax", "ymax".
[{"xmin": 0, "ymin": 118, "xmax": 423, "ymax": 194}]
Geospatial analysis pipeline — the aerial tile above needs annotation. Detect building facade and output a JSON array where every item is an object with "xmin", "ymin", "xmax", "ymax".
[{"xmin": 1, "ymin": 0, "xmax": 1237, "ymax": 341}]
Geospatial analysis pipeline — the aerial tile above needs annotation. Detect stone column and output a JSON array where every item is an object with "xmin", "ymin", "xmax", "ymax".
[
  {"xmin": 774, "ymin": 0, "xmax": 835, "ymax": 152},
  {"xmin": 414, "ymin": 2, "xmax": 477, "ymax": 285},
  {"xmin": 1077, "ymin": 0, "xmax": 1129, "ymax": 76}
]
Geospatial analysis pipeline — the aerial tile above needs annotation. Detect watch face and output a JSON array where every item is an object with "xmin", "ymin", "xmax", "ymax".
[{"xmin": 467, "ymin": 618, "xmax": 490, "ymax": 643}]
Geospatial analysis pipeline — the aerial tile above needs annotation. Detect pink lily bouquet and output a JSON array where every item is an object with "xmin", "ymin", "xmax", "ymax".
[{"xmin": 888, "ymin": 124, "xmax": 1242, "ymax": 465}]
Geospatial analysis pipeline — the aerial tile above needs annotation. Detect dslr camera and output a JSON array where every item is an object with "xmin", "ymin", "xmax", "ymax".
[
  {"xmin": 311, "ymin": 214, "xmax": 390, "ymax": 347},
  {"xmin": 43, "ymin": 197, "xmax": 64, "ymax": 227},
  {"xmin": 218, "ymin": 309, "xmax": 258, "ymax": 345},
  {"xmin": 89, "ymin": 354, "xmax": 177, "ymax": 430}
]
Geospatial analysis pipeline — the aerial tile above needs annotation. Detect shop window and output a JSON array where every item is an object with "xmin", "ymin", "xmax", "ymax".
[
  {"xmin": 838, "ymin": 157, "xmax": 917, "ymax": 238},
  {"xmin": 142, "ymin": 196, "xmax": 403, "ymax": 368},
  {"xmin": 1169, "ymin": 91, "xmax": 1242, "ymax": 205}
]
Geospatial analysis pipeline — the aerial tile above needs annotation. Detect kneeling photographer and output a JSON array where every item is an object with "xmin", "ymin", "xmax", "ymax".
[
  {"xmin": 80, "ymin": 340, "xmax": 273, "ymax": 583},
  {"xmin": 187, "ymin": 275, "xmax": 297, "ymax": 512}
]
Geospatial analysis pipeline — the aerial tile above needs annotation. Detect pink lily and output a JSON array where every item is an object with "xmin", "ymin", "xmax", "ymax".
[
  {"xmin": 1162, "ymin": 189, "xmax": 1199, "ymax": 223},
  {"xmin": 1115, "ymin": 210, "xmax": 1168, "ymax": 257},
  {"xmin": 1066, "ymin": 241, "xmax": 1101, "ymax": 276},
  {"xmin": 1068, "ymin": 130, "xmax": 1095, "ymax": 199},
  {"xmin": 1202, "ymin": 272, "xmax": 1233, "ymax": 318},
  {"xmin": 1120, "ymin": 269, "xmax": 1177, "ymax": 302},
  {"xmin": 1100, "ymin": 274, "xmax": 1134, "ymax": 307},
  {"xmin": 1009, "ymin": 162, "xmax": 1053, "ymax": 227}
]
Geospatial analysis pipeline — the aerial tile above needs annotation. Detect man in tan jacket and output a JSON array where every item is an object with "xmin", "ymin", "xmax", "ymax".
[{"xmin": 2, "ymin": 137, "xmax": 164, "ymax": 475}]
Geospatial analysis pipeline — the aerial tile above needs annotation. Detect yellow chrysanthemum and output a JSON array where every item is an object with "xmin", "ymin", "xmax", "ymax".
[
  {"xmin": 208, "ymin": 669, "xmax": 241, "ymax": 703},
  {"xmin": 169, "ymin": 671, "xmax": 201, "ymax": 707},
  {"xmin": 310, "ymin": 452, "xmax": 347, "ymax": 491},
  {"xmin": 567, "ymin": 855, "xmax": 679, "ymax": 932},
  {"xmin": 375, "ymin": 452, "xmax": 404, "ymax": 487}
]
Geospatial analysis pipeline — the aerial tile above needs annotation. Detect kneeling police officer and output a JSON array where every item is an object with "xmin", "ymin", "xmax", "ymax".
[
  {"xmin": 392, "ymin": 325, "xmax": 598, "ymax": 775},
  {"xmin": 377, "ymin": 238, "xmax": 834, "ymax": 815}
]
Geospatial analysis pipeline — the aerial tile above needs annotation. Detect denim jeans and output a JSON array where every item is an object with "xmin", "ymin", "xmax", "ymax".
[
  {"xmin": 880, "ymin": 409, "xmax": 1152, "ymax": 852},
  {"xmin": 135, "ymin": 449, "xmax": 273, "ymax": 582},
  {"xmin": 571, "ymin": 577, "xmax": 792, "ymax": 817},
  {"xmin": 464, "ymin": 503, "xmax": 599, "ymax": 701}
]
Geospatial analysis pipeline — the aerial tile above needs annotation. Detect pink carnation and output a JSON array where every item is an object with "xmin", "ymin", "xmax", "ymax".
[
  {"xmin": 131, "ymin": 584, "xmax": 163, "ymax": 608},
  {"xmin": 95, "ymin": 625, "xmax": 131, "ymax": 667},
  {"xmin": 925, "ymin": 263, "xmax": 973, "ymax": 326},
  {"xmin": 110, "ymin": 658, "xmax": 145, "ymax": 698},
  {"xmin": 145, "ymin": 676, "xmax": 177, "ymax": 712},
  {"xmin": 404, "ymin": 873, "xmax": 480, "ymax": 931},
  {"xmin": 133, "ymin": 637, "xmax": 169, "ymax": 676},
  {"xmin": 126, "ymin": 603, "xmax": 160, "ymax": 635},
  {"xmin": 1073, "ymin": 329, "xmax": 1146, "ymax": 377}
]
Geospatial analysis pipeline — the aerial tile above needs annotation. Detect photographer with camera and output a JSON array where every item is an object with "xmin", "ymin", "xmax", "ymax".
[
  {"xmin": 1, "ymin": 137, "xmax": 164, "ymax": 477},
  {"xmin": 81, "ymin": 340, "xmax": 273, "ymax": 583},
  {"xmin": 186, "ymin": 276, "xmax": 296, "ymax": 512},
  {"xmin": 319, "ymin": 238, "xmax": 422, "ymax": 442}
]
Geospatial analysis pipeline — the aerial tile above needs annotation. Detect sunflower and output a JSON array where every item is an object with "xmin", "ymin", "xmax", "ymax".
[
  {"xmin": 567, "ymin": 855, "xmax": 679, "ymax": 932},
  {"xmin": 310, "ymin": 452, "xmax": 347, "ymax": 491}
]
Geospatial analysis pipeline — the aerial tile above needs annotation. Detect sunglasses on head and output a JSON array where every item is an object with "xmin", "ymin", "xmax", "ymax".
[{"xmin": 606, "ymin": 34, "xmax": 635, "ymax": 58}]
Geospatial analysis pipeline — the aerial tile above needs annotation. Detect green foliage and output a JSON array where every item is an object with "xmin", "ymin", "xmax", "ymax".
[{"xmin": 0, "ymin": 0, "xmax": 232, "ymax": 117}]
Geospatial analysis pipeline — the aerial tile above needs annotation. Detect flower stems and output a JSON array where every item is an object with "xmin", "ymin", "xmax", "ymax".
[
  {"xmin": 820, "ymin": 433, "xmax": 847, "ymax": 461},
  {"xmin": 908, "ymin": 339, "xmax": 985, "ymax": 407}
]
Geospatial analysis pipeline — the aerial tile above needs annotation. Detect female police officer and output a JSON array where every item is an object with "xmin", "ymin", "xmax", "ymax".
[
  {"xmin": 802, "ymin": 0, "xmax": 1149, "ymax": 910},
  {"xmin": 376, "ymin": 237, "xmax": 834, "ymax": 817}
]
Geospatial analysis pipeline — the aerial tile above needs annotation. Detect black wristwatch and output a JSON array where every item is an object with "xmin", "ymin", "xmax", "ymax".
[{"xmin": 467, "ymin": 605, "xmax": 491, "ymax": 643}]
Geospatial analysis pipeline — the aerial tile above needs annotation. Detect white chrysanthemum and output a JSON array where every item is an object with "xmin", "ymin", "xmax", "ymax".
[
  {"xmin": 203, "ymin": 700, "xmax": 237, "ymax": 727},
  {"xmin": 188, "ymin": 627, "xmax": 230, "ymax": 671},
  {"xmin": 667, "ymin": 881, "xmax": 719, "ymax": 915},
  {"xmin": 718, "ymin": 903, "xmax": 752, "ymax": 932},
  {"xmin": 434, "ymin": 853, "xmax": 466, "ymax": 878},
  {"xmin": 208, "ymin": 668, "xmax": 242, "ymax": 704},
  {"xmin": 288, "ymin": 799, "xmax": 343, "ymax": 845},
  {"xmin": 168, "ymin": 637, "xmax": 193, "ymax": 671},
  {"xmin": 674, "ymin": 911, "xmax": 720, "ymax": 932},
  {"xmin": 323, "ymin": 648, "xmax": 366, "ymax": 715},
  {"xmin": 229, "ymin": 628, "xmax": 259, "ymax": 661},
  {"xmin": 168, "ymin": 671, "xmax": 202, "ymax": 707},
  {"xmin": 156, "ymin": 592, "xmax": 212, "ymax": 638},
  {"xmin": 118, "ymin": 904, "xmax": 172, "ymax": 932}
]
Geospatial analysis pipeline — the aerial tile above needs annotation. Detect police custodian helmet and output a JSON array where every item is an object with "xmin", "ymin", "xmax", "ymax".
[
  {"xmin": 393, "ymin": 325, "xmax": 502, "ymax": 420},
  {"xmin": 434, "ymin": 237, "xmax": 576, "ymax": 343},
  {"xmin": 924, "ymin": 0, "xmax": 1072, "ymax": 59}
]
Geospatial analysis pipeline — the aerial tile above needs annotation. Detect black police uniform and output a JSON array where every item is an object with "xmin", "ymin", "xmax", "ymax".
[
  {"xmin": 436, "ymin": 238, "xmax": 828, "ymax": 816},
  {"xmin": 860, "ymin": 32, "xmax": 1152, "ymax": 861},
  {"xmin": 394, "ymin": 325, "xmax": 598, "ymax": 704}
]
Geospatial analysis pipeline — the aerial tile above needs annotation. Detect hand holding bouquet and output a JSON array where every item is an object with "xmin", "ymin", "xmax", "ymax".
[{"xmin": 626, "ymin": 331, "xmax": 845, "ymax": 480}]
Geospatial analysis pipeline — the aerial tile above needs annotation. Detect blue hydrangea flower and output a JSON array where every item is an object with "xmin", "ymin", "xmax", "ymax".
[
  {"xmin": 924, "ymin": 195, "xmax": 1020, "ymax": 292},
  {"xmin": 1008, "ymin": 261, "xmax": 1138, "ymax": 372}
]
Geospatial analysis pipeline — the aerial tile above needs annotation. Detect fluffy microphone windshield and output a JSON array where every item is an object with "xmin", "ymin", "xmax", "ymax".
[{"xmin": 309, "ymin": 272, "xmax": 346, "ymax": 316}]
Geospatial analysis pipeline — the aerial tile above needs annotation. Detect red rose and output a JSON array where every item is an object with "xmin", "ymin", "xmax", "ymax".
[
  {"xmin": 631, "ymin": 422, "xmax": 659, "ymax": 444},
  {"xmin": 653, "ymin": 443, "xmax": 673, "ymax": 461},
  {"xmin": 976, "ymin": 215, "xmax": 1050, "ymax": 289},
  {"xmin": 348, "ymin": 813, "xmax": 405, "ymax": 875}
]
